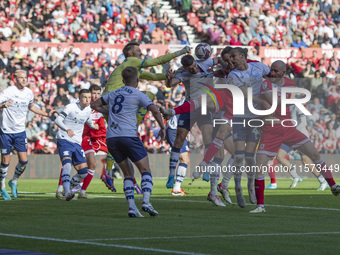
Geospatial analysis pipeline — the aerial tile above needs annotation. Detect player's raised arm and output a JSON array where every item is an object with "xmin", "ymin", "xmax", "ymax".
[
  {"xmin": 140, "ymin": 71, "xmax": 166, "ymax": 81},
  {"xmin": 140, "ymin": 46, "xmax": 191, "ymax": 68},
  {"xmin": 91, "ymin": 96, "xmax": 109, "ymax": 115}
]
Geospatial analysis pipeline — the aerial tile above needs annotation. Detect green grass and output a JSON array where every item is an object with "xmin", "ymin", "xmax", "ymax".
[{"xmin": 1, "ymin": 178, "xmax": 340, "ymax": 255}]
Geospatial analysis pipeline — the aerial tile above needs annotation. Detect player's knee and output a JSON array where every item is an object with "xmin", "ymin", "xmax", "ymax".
[
  {"xmin": 88, "ymin": 162, "xmax": 96, "ymax": 170},
  {"xmin": 309, "ymin": 152, "xmax": 320, "ymax": 162},
  {"xmin": 19, "ymin": 160, "xmax": 28, "ymax": 166},
  {"xmin": 245, "ymin": 153, "xmax": 255, "ymax": 166},
  {"xmin": 62, "ymin": 159, "xmax": 72, "ymax": 166},
  {"xmin": 77, "ymin": 167, "xmax": 88, "ymax": 178},
  {"xmin": 1, "ymin": 162, "xmax": 9, "ymax": 168},
  {"xmin": 234, "ymin": 155, "xmax": 244, "ymax": 166}
]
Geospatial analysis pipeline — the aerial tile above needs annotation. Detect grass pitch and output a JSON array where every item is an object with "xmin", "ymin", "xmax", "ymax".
[{"xmin": 1, "ymin": 178, "xmax": 340, "ymax": 255}]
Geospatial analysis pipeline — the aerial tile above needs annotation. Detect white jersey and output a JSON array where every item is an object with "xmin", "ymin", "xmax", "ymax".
[
  {"xmin": 167, "ymin": 99, "xmax": 185, "ymax": 130},
  {"xmin": 0, "ymin": 86, "xmax": 34, "ymax": 134},
  {"xmin": 227, "ymin": 62, "xmax": 270, "ymax": 118},
  {"xmin": 174, "ymin": 58, "xmax": 215, "ymax": 101},
  {"xmin": 56, "ymin": 102, "xmax": 92, "ymax": 144},
  {"xmin": 290, "ymin": 106, "xmax": 309, "ymax": 137},
  {"xmin": 102, "ymin": 86, "xmax": 153, "ymax": 138}
]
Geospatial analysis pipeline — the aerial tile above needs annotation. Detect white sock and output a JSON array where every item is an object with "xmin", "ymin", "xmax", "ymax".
[
  {"xmin": 12, "ymin": 162, "xmax": 27, "ymax": 184},
  {"xmin": 124, "ymin": 178, "xmax": 136, "ymax": 209},
  {"xmin": 61, "ymin": 163, "xmax": 72, "ymax": 195},
  {"xmin": 57, "ymin": 185, "xmax": 63, "ymax": 193},
  {"xmin": 169, "ymin": 147, "xmax": 181, "ymax": 176},
  {"xmin": 141, "ymin": 172, "xmax": 153, "ymax": 204},
  {"xmin": 317, "ymin": 174, "xmax": 326, "ymax": 184},
  {"xmin": 70, "ymin": 172, "xmax": 87, "ymax": 189},
  {"xmin": 174, "ymin": 163, "xmax": 187, "ymax": 191},
  {"xmin": 289, "ymin": 167, "xmax": 300, "ymax": 179},
  {"xmin": 210, "ymin": 167, "xmax": 220, "ymax": 196}
]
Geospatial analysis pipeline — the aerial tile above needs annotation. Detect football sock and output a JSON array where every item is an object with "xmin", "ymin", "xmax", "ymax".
[
  {"xmin": 255, "ymin": 174, "xmax": 265, "ymax": 206},
  {"xmin": 141, "ymin": 172, "xmax": 153, "ymax": 204},
  {"xmin": 70, "ymin": 168, "xmax": 88, "ymax": 189},
  {"xmin": 314, "ymin": 159, "xmax": 336, "ymax": 187},
  {"xmin": 12, "ymin": 161, "xmax": 28, "ymax": 184},
  {"xmin": 0, "ymin": 162, "xmax": 9, "ymax": 190},
  {"xmin": 210, "ymin": 168, "xmax": 220, "ymax": 196},
  {"xmin": 221, "ymin": 156, "xmax": 234, "ymax": 188},
  {"xmin": 268, "ymin": 163, "xmax": 276, "ymax": 184},
  {"xmin": 80, "ymin": 169, "xmax": 95, "ymax": 194},
  {"xmin": 169, "ymin": 147, "xmax": 181, "ymax": 176},
  {"xmin": 174, "ymin": 163, "xmax": 187, "ymax": 192},
  {"xmin": 202, "ymin": 137, "xmax": 224, "ymax": 164},
  {"xmin": 317, "ymin": 174, "xmax": 326, "ymax": 184},
  {"xmin": 124, "ymin": 178, "xmax": 136, "ymax": 209},
  {"xmin": 61, "ymin": 162, "xmax": 72, "ymax": 195},
  {"xmin": 289, "ymin": 166, "xmax": 300, "ymax": 179}
]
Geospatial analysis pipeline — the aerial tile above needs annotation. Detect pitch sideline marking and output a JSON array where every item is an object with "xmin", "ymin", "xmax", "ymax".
[
  {"xmin": 0, "ymin": 233, "xmax": 206, "ymax": 255},
  {"xmin": 82, "ymin": 231, "xmax": 340, "ymax": 241}
]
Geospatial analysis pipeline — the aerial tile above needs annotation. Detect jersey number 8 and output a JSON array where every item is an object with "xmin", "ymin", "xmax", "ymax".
[{"xmin": 112, "ymin": 95, "xmax": 125, "ymax": 114}]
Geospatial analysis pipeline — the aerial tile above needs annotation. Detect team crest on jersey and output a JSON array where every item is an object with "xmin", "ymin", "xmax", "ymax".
[
  {"xmin": 262, "ymin": 82, "xmax": 267, "ymax": 90},
  {"xmin": 259, "ymin": 144, "xmax": 265, "ymax": 149}
]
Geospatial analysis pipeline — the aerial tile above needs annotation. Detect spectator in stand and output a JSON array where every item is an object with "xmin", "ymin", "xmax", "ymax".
[{"xmin": 143, "ymin": 129, "xmax": 160, "ymax": 153}]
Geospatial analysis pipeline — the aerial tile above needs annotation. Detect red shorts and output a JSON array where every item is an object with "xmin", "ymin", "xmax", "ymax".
[
  {"xmin": 257, "ymin": 124, "xmax": 310, "ymax": 157},
  {"xmin": 218, "ymin": 89, "xmax": 233, "ymax": 121},
  {"xmin": 81, "ymin": 137, "xmax": 108, "ymax": 155}
]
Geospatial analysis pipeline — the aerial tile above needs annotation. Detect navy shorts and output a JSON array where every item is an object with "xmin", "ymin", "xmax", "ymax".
[
  {"xmin": 107, "ymin": 137, "xmax": 148, "ymax": 163},
  {"xmin": 232, "ymin": 117, "xmax": 261, "ymax": 143},
  {"xmin": 0, "ymin": 130, "xmax": 27, "ymax": 155},
  {"xmin": 57, "ymin": 139, "xmax": 86, "ymax": 166},
  {"xmin": 177, "ymin": 108, "xmax": 212, "ymax": 131},
  {"xmin": 166, "ymin": 128, "xmax": 189, "ymax": 154}
]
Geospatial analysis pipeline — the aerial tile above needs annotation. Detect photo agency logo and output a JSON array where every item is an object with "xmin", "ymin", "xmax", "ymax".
[{"xmin": 200, "ymin": 82, "xmax": 313, "ymax": 128}]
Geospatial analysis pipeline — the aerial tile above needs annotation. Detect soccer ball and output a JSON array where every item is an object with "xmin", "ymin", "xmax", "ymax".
[{"xmin": 195, "ymin": 43, "xmax": 212, "ymax": 60}]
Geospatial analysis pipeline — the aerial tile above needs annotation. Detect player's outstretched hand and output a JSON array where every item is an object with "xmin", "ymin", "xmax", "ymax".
[
  {"xmin": 94, "ymin": 124, "xmax": 99, "ymax": 130},
  {"xmin": 166, "ymin": 69, "xmax": 176, "ymax": 81},
  {"xmin": 174, "ymin": 46, "xmax": 191, "ymax": 57},
  {"xmin": 160, "ymin": 107, "xmax": 175, "ymax": 118},
  {"xmin": 67, "ymin": 129, "xmax": 75, "ymax": 138},
  {"xmin": 157, "ymin": 128, "xmax": 166, "ymax": 141}
]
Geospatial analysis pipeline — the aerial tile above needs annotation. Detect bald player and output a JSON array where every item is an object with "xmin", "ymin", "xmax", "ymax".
[{"xmin": 250, "ymin": 60, "xmax": 340, "ymax": 213}]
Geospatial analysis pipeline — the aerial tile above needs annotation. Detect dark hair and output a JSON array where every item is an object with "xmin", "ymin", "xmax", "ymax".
[
  {"xmin": 181, "ymin": 55, "xmax": 195, "ymax": 67},
  {"xmin": 230, "ymin": 47, "xmax": 248, "ymax": 58},
  {"xmin": 89, "ymin": 84, "xmax": 101, "ymax": 92},
  {"xmin": 123, "ymin": 42, "xmax": 140, "ymax": 58},
  {"xmin": 122, "ymin": 66, "xmax": 138, "ymax": 83},
  {"xmin": 221, "ymin": 46, "xmax": 232, "ymax": 58},
  {"xmin": 79, "ymin": 89, "xmax": 91, "ymax": 95}
]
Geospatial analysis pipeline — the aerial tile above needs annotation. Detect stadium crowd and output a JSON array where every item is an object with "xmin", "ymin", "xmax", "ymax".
[
  {"xmin": 0, "ymin": 0, "xmax": 339, "ymax": 48},
  {"xmin": 0, "ymin": 0, "xmax": 339, "ymax": 154}
]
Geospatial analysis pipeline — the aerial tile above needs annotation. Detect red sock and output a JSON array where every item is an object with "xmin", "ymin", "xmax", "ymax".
[
  {"xmin": 58, "ymin": 168, "xmax": 63, "ymax": 186},
  {"xmin": 319, "ymin": 162, "xmax": 336, "ymax": 187},
  {"xmin": 255, "ymin": 179, "xmax": 265, "ymax": 205},
  {"xmin": 174, "ymin": 100, "xmax": 196, "ymax": 115},
  {"xmin": 81, "ymin": 170, "xmax": 94, "ymax": 191},
  {"xmin": 285, "ymin": 155, "xmax": 290, "ymax": 160},
  {"xmin": 268, "ymin": 164, "xmax": 276, "ymax": 184},
  {"xmin": 273, "ymin": 158, "xmax": 279, "ymax": 165},
  {"xmin": 203, "ymin": 137, "xmax": 224, "ymax": 164}
]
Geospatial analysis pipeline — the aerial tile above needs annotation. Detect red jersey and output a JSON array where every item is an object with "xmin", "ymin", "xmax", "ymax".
[
  {"xmin": 260, "ymin": 77, "xmax": 296, "ymax": 121},
  {"xmin": 82, "ymin": 110, "xmax": 107, "ymax": 141}
]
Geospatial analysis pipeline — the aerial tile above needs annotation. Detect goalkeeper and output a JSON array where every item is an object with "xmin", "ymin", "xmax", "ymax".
[{"xmin": 101, "ymin": 42, "xmax": 190, "ymax": 192}]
